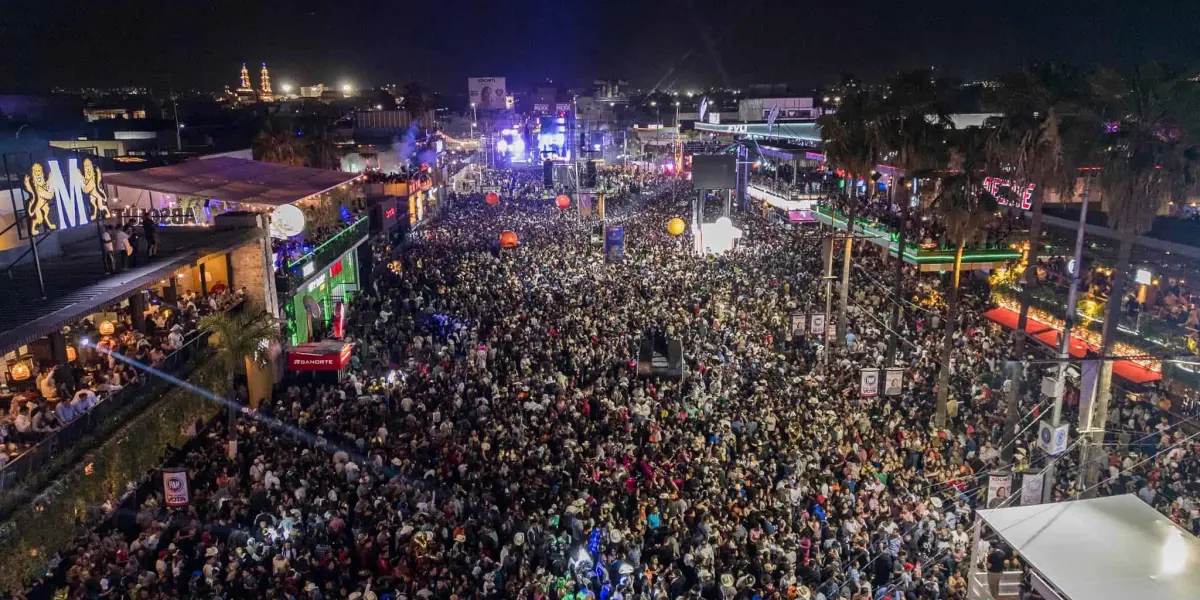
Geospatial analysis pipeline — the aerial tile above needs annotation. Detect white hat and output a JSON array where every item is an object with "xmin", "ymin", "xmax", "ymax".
[
  {"xmin": 205, "ymin": 547, "xmax": 218, "ymax": 557},
  {"xmin": 455, "ymin": 533, "xmax": 467, "ymax": 543},
  {"xmin": 513, "ymin": 532, "xmax": 525, "ymax": 546},
  {"xmin": 610, "ymin": 530, "xmax": 622, "ymax": 544}
]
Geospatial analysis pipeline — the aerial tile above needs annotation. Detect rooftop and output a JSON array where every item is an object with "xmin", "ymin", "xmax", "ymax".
[{"xmin": 105, "ymin": 157, "xmax": 361, "ymax": 207}]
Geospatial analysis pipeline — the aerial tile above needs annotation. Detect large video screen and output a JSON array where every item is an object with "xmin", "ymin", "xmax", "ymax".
[{"xmin": 691, "ymin": 154, "xmax": 736, "ymax": 189}]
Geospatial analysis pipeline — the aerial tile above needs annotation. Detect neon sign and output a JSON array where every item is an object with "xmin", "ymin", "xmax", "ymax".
[
  {"xmin": 983, "ymin": 177, "xmax": 1035, "ymax": 210},
  {"xmin": 22, "ymin": 157, "xmax": 110, "ymax": 235},
  {"xmin": 384, "ymin": 207, "xmax": 397, "ymax": 219}
]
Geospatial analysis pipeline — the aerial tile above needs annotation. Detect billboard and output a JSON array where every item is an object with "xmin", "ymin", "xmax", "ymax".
[{"xmin": 468, "ymin": 77, "xmax": 508, "ymax": 110}]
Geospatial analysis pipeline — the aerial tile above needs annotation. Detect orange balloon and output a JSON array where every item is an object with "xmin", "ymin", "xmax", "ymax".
[
  {"xmin": 499, "ymin": 230, "xmax": 519, "ymax": 248},
  {"xmin": 556, "ymin": 194, "xmax": 570, "ymax": 209},
  {"xmin": 485, "ymin": 192, "xmax": 499, "ymax": 206}
]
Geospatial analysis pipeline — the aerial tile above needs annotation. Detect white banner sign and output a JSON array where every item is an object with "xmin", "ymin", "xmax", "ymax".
[
  {"xmin": 1020, "ymin": 471, "xmax": 1045, "ymax": 506},
  {"xmin": 987, "ymin": 472, "xmax": 1013, "ymax": 508},
  {"xmin": 1037, "ymin": 421, "xmax": 1070, "ymax": 456},
  {"xmin": 163, "ymin": 469, "xmax": 190, "ymax": 507},
  {"xmin": 860, "ymin": 369, "xmax": 879, "ymax": 397},
  {"xmin": 884, "ymin": 368, "xmax": 903, "ymax": 396},
  {"xmin": 809, "ymin": 313, "xmax": 826, "ymax": 336}
]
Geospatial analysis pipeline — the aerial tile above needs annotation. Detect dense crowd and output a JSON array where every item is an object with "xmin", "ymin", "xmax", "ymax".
[{"xmin": 15, "ymin": 171, "xmax": 1200, "ymax": 600}]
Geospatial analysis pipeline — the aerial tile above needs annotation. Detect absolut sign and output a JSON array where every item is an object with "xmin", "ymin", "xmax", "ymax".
[{"xmin": 112, "ymin": 207, "xmax": 200, "ymax": 226}]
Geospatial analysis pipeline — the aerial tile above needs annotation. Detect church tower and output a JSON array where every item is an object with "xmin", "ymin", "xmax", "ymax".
[
  {"xmin": 259, "ymin": 63, "xmax": 274, "ymax": 101},
  {"xmin": 238, "ymin": 63, "xmax": 253, "ymax": 91}
]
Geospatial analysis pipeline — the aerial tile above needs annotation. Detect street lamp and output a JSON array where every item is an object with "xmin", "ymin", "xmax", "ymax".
[
  {"xmin": 280, "ymin": 83, "xmax": 293, "ymax": 95},
  {"xmin": 342, "ymin": 83, "xmax": 354, "ymax": 96}
]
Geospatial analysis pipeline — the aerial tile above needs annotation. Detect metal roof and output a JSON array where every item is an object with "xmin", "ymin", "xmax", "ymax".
[{"xmin": 105, "ymin": 157, "xmax": 361, "ymax": 207}]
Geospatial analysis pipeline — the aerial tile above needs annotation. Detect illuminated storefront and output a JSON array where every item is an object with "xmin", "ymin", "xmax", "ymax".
[{"xmin": 282, "ymin": 249, "xmax": 360, "ymax": 345}]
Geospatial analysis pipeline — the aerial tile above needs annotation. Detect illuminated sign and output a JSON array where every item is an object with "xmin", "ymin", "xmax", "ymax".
[
  {"xmin": 384, "ymin": 207, "xmax": 397, "ymax": 219},
  {"xmin": 22, "ymin": 157, "xmax": 110, "ymax": 235},
  {"xmin": 983, "ymin": 177, "xmax": 1035, "ymax": 210},
  {"xmin": 112, "ymin": 207, "xmax": 199, "ymax": 226}
]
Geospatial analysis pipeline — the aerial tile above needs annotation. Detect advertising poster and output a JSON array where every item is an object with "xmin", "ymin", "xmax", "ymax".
[
  {"xmin": 987, "ymin": 472, "xmax": 1013, "ymax": 508},
  {"xmin": 809, "ymin": 313, "xmax": 826, "ymax": 336},
  {"xmin": 163, "ymin": 469, "xmax": 190, "ymax": 507},
  {"xmin": 790, "ymin": 313, "xmax": 806, "ymax": 336},
  {"xmin": 860, "ymin": 369, "xmax": 879, "ymax": 397},
  {"xmin": 1020, "ymin": 471, "xmax": 1045, "ymax": 506},
  {"xmin": 884, "ymin": 369, "xmax": 904, "ymax": 396},
  {"xmin": 604, "ymin": 225, "xmax": 625, "ymax": 263},
  {"xmin": 467, "ymin": 77, "xmax": 507, "ymax": 110}
]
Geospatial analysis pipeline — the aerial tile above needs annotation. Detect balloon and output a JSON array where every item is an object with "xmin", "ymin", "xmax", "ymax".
[
  {"xmin": 556, "ymin": 194, "xmax": 570, "ymax": 209},
  {"xmin": 485, "ymin": 192, "xmax": 499, "ymax": 206},
  {"xmin": 667, "ymin": 218, "xmax": 686, "ymax": 236},
  {"xmin": 499, "ymin": 230, "xmax": 519, "ymax": 248}
]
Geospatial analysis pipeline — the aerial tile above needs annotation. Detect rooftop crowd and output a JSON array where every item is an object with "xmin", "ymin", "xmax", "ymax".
[{"xmin": 13, "ymin": 170, "xmax": 1200, "ymax": 600}]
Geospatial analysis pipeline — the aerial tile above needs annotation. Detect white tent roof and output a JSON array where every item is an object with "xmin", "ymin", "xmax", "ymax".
[{"xmin": 977, "ymin": 495, "xmax": 1200, "ymax": 600}]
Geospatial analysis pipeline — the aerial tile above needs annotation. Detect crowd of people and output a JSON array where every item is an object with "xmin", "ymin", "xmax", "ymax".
[{"xmin": 12, "ymin": 169, "xmax": 1200, "ymax": 600}]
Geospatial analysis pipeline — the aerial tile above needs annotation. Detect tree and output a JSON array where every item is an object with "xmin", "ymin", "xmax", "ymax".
[
  {"xmin": 302, "ymin": 118, "xmax": 340, "ymax": 170},
  {"xmin": 1081, "ymin": 63, "xmax": 1200, "ymax": 492},
  {"xmin": 987, "ymin": 63, "xmax": 1082, "ymax": 459},
  {"xmin": 933, "ymin": 134, "xmax": 999, "ymax": 428},
  {"xmin": 252, "ymin": 117, "xmax": 305, "ymax": 166},
  {"xmin": 402, "ymin": 82, "xmax": 432, "ymax": 126},
  {"xmin": 199, "ymin": 307, "xmax": 279, "ymax": 457},
  {"xmin": 817, "ymin": 89, "xmax": 884, "ymax": 345},
  {"xmin": 877, "ymin": 70, "xmax": 953, "ymax": 365}
]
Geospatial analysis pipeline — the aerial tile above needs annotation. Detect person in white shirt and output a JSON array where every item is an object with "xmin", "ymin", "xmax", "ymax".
[
  {"xmin": 167, "ymin": 325, "xmax": 185, "ymax": 350},
  {"xmin": 113, "ymin": 227, "xmax": 131, "ymax": 271}
]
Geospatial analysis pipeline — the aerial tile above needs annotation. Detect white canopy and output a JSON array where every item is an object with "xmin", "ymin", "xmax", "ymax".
[{"xmin": 976, "ymin": 494, "xmax": 1200, "ymax": 600}]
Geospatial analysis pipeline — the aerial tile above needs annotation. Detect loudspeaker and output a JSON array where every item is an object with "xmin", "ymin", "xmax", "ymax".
[
  {"xmin": 637, "ymin": 335, "xmax": 683, "ymax": 381},
  {"xmin": 585, "ymin": 160, "xmax": 598, "ymax": 188},
  {"xmin": 543, "ymin": 160, "xmax": 554, "ymax": 187}
]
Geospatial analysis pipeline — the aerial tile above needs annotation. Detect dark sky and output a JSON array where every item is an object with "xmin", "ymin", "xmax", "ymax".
[{"xmin": 1, "ymin": 0, "xmax": 1198, "ymax": 94}]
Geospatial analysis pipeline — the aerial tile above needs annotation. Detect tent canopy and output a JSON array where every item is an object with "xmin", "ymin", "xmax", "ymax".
[
  {"xmin": 105, "ymin": 157, "xmax": 361, "ymax": 208},
  {"xmin": 976, "ymin": 495, "xmax": 1200, "ymax": 600}
]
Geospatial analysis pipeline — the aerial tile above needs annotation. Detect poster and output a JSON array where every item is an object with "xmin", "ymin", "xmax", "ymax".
[
  {"xmin": 790, "ymin": 313, "xmax": 806, "ymax": 336},
  {"xmin": 884, "ymin": 368, "xmax": 904, "ymax": 396},
  {"xmin": 809, "ymin": 313, "xmax": 826, "ymax": 336},
  {"xmin": 163, "ymin": 469, "xmax": 190, "ymax": 507},
  {"xmin": 604, "ymin": 226, "xmax": 625, "ymax": 263},
  {"xmin": 467, "ymin": 77, "xmax": 508, "ymax": 110},
  {"xmin": 1037, "ymin": 421, "xmax": 1070, "ymax": 456},
  {"xmin": 1078, "ymin": 359, "xmax": 1100, "ymax": 430},
  {"xmin": 860, "ymin": 369, "xmax": 879, "ymax": 397},
  {"xmin": 1020, "ymin": 471, "xmax": 1045, "ymax": 506},
  {"xmin": 987, "ymin": 472, "xmax": 1013, "ymax": 508}
]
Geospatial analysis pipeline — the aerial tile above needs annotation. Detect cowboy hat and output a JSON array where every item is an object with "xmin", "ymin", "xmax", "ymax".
[
  {"xmin": 513, "ymin": 532, "xmax": 525, "ymax": 546},
  {"xmin": 720, "ymin": 574, "xmax": 734, "ymax": 588}
]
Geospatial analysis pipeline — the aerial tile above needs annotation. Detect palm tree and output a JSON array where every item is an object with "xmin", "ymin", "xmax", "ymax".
[
  {"xmin": 933, "ymin": 133, "xmax": 999, "ymax": 427},
  {"xmin": 402, "ymin": 82, "xmax": 432, "ymax": 126},
  {"xmin": 876, "ymin": 70, "xmax": 953, "ymax": 365},
  {"xmin": 987, "ymin": 63, "xmax": 1081, "ymax": 458},
  {"xmin": 253, "ymin": 117, "xmax": 306, "ymax": 166},
  {"xmin": 1081, "ymin": 63, "xmax": 1200, "ymax": 491},
  {"xmin": 199, "ymin": 307, "xmax": 279, "ymax": 457},
  {"xmin": 303, "ymin": 118, "xmax": 341, "ymax": 170},
  {"xmin": 818, "ymin": 89, "xmax": 884, "ymax": 345}
]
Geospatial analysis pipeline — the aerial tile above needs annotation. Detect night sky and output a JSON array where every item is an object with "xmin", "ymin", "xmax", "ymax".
[{"xmin": 1, "ymin": 0, "xmax": 1198, "ymax": 93}]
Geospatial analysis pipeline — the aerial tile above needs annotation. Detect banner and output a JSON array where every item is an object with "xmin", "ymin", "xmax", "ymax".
[
  {"xmin": 809, "ymin": 313, "xmax": 826, "ymax": 336},
  {"xmin": 698, "ymin": 97, "xmax": 709, "ymax": 122},
  {"xmin": 860, "ymin": 369, "xmax": 879, "ymax": 397},
  {"xmin": 766, "ymin": 105, "xmax": 781, "ymax": 131},
  {"xmin": 1078, "ymin": 359, "xmax": 1100, "ymax": 430},
  {"xmin": 604, "ymin": 225, "xmax": 625, "ymax": 263},
  {"xmin": 1037, "ymin": 421, "xmax": 1070, "ymax": 456},
  {"xmin": 987, "ymin": 472, "xmax": 1013, "ymax": 508},
  {"xmin": 467, "ymin": 77, "xmax": 507, "ymax": 110},
  {"xmin": 163, "ymin": 469, "xmax": 190, "ymax": 507},
  {"xmin": 790, "ymin": 313, "xmax": 806, "ymax": 336},
  {"xmin": 1020, "ymin": 471, "xmax": 1045, "ymax": 506},
  {"xmin": 884, "ymin": 368, "xmax": 903, "ymax": 396}
]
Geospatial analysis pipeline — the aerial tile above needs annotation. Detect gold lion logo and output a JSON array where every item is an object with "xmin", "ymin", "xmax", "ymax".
[
  {"xmin": 80, "ymin": 158, "xmax": 111, "ymax": 220},
  {"xmin": 22, "ymin": 163, "xmax": 56, "ymax": 235}
]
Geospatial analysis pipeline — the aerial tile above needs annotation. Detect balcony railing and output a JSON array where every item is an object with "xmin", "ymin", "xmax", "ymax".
[
  {"xmin": 276, "ymin": 217, "xmax": 369, "ymax": 297},
  {"xmin": 0, "ymin": 330, "xmax": 215, "ymax": 511}
]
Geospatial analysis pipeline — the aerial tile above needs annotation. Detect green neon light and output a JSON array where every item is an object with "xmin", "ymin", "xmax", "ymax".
[
  {"xmin": 814, "ymin": 209, "xmax": 1018, "ymax": 262},
  {"xmin": 287, "ymin": 216, "xmax": 368, "ymax": 269}
]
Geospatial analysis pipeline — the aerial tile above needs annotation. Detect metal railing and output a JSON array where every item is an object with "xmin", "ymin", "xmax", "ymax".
[
  {"xmin": 276, "ymin": 217, "xmax": 369, "ymax": 297},
  {"xmin": 0, "ymin": 330, "xmax": 214, "ymax": 504}
]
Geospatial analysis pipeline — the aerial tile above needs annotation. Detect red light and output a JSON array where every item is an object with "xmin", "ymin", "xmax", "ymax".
[{"xmin": 329, "ymin": 259, "xmax": 343, "ymax": 277}]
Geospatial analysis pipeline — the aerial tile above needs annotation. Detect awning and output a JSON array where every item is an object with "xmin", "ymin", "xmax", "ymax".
[
  {"xmin": 287, "ymin": 340, "xmax": 353, "ymax": 371},
  {"xmin": 984, "ymin": 307, "xmax": 1161, "ymax": 384},
  {"xmin": 106, "ymin": 157, "xmax": 362, "ymax": 208},
  {"xmin": 976, "ymin": 495, "xmax": 1200, "ymax": 600}
]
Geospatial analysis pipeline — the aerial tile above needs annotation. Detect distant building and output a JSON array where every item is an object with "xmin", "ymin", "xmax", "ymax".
[
  {"xmin": 300, "ymin": 84, "xmax": 326, "ymax": 98},
  {"xmin": 593, "ymin": 79, "xmax": 629, "ymax": 100}
]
